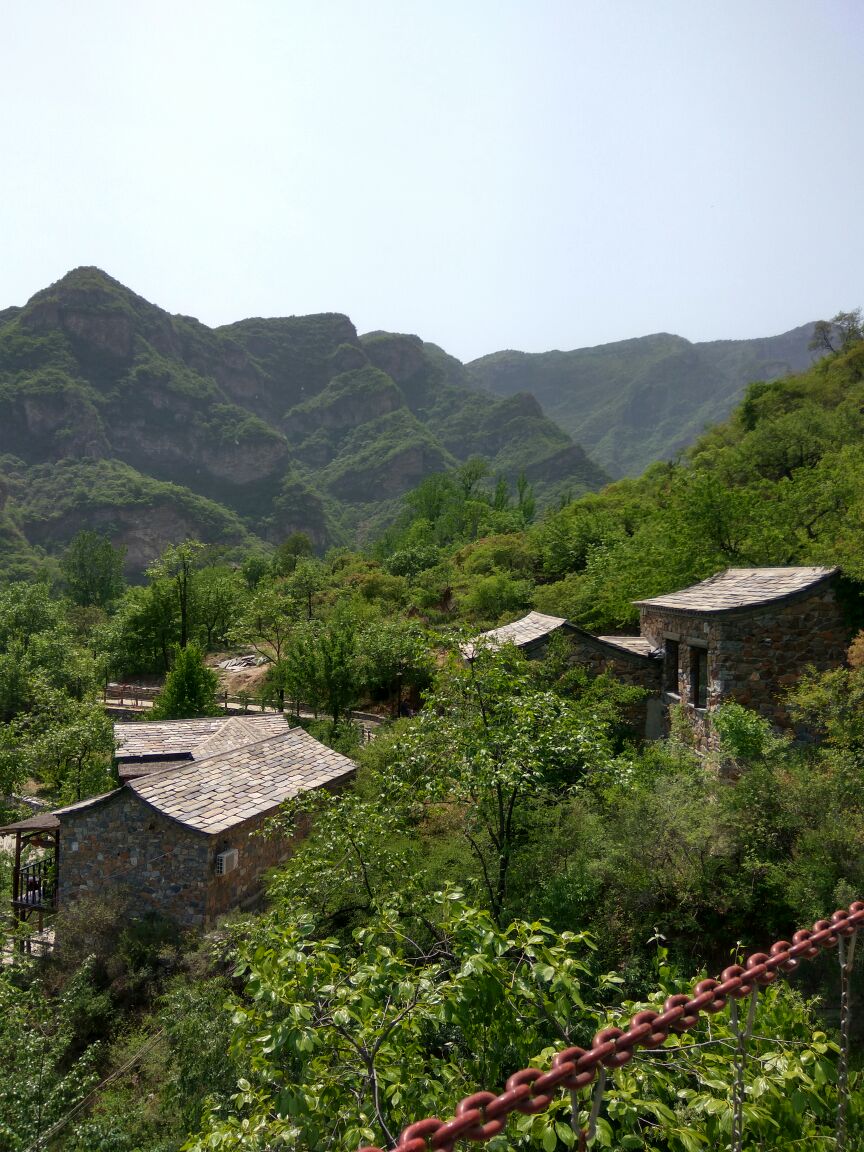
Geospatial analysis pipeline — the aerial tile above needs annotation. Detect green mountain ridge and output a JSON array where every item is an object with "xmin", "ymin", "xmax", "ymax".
[
  {"xmin": 467, "ymin": 324, "xmax": 818, "ymax": 476},
  {"xmin": 0, "ymin": 268, "xmax": 608, "ymax": 576}
]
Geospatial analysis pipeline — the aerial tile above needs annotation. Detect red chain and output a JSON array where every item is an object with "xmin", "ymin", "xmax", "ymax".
[{"xmin": 358, "ymin": 901, "xmax": 864, "ymax": 1152}]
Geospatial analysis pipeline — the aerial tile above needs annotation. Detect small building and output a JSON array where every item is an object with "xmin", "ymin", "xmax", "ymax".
[
  {"xmin": 461, "ymin": 611, "xmax": 575, "ymax": 661},
  {"xmin": 1, "ymin": 721, "xmax": 357, "ymax": 932},
  {"xmin": 465, "ymin": 567, "xmax": 851, "ymax": 742},
  {"xmin": 634, "ymin": 565, "xmax": 848, "ymax": 730}
]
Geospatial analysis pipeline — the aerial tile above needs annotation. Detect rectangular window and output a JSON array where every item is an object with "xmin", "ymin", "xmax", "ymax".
[
  {"xmin": 690, "ymin": 646, "xmax": 708, "ymax": 709},
  {"xmin": 664, "ymin": 639, "xmax": 679, "ymax": 694}
]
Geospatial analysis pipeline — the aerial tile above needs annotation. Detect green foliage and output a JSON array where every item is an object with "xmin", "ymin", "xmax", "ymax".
[
  {"xmin": 61, "ymin": 529, "xmax": 126, "ymax": 608},
  {"xmin": 390, "ymin": 644, "xmax": 620, "ymax": 922},
  {"xmin": 188, "ymin": 893, "xmax": 599, "ymax": 1152},
  {"xmin": 0, "ymin": 961, "xmax": 102, "ymax": 1151},
  {"xmin": 150, "ymin": 643, "xmax": 220, "ymax": 720}
]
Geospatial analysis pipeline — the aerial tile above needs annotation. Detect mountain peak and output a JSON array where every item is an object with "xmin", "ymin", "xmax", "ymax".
[{"xmin": 25, "ymin": 266, "xmax": 164, "ymax": 319}]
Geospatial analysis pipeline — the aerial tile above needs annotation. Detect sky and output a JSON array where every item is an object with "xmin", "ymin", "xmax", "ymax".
[{"xmin": 1, "ymin": 0, "xmax": 862, "ymax": 362}]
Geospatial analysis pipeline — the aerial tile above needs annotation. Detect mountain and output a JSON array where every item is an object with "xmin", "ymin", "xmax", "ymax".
[
  {"xmin": 467, "ymin": 325, "xmax": 818, "ymax": 477},
  {"xmin": 0, "ymin": 268, "xmax": 608, "ymax": 576}
]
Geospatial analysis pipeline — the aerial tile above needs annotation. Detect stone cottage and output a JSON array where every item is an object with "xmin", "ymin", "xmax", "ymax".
[
  {"xmin": 464, "ymin": 567, "xmax": 850, "ymax": 738},
  {"xmin": 1, "ymin": 721, "xmax": 357, "ymax": 931},
  {"xmin": 634, "ymin": 566, "xmax": 848, "ymax": 729}
]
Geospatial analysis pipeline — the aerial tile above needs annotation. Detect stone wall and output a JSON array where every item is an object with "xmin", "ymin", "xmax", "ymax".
[
  {"xmin": 567, "ymin": 633, "xmax": 663, "ymax": 735},
  {"xmin": 205, "ymin": 814, "xmax": 292, "ymax": 921},
  {"xmin": 639, "ymin": 581, "xmax": 850, "ymax": 729},
  {"xmin": 58, "ymin": 791, "xmax": 211, "ymax": 927}
]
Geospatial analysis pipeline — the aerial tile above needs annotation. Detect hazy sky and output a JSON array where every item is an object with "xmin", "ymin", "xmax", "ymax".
[{"xmin": 2, "ymin": 1, "xmax": 862, "ymax": 361}]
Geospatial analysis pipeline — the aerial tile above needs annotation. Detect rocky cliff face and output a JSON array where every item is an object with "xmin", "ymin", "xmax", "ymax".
[{"xmin": 0, "ymin": 267, "xmax": 606, "ymax": 572}]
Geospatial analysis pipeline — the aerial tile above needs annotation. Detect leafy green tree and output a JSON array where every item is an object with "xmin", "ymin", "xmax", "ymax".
[
  {"xmin": 358, "ymin": 617, "xmax": 433, "ymax": 716},
  {"xmin": 461, "ymin": 568, "xmax": 534, "ymax": 624},
  {"xmin": 187, "ymin": 893, "xmax": 598, "ymax": 1152},
  {"xmin": 289, "ymin": 556, "xmax": 325, "ymax": 620},
  {"xmin": 0, "ymin": 962, "xmax": 102, "ymax": 1151},
  {"xmin": 186, "ymin": 888, "xmax": 846, "ymax": 1152},
  {"xmin": 272, "ymin": 531, "xmax": 314, "ymax": 576},
  {"xmin": 809, "ymin": 308, "xmax": 863, "ymax": 355},
  {"xmin": 23, "ymin": 695, "xmax": 114, "ymax": 803},
  {"xmin": 194, "ymin": 565, "xmax": 244, "ymax": 650},
  {"xmin": 150, "ymin": 643, "xmax": 220, "ymax": 720},
  {"xmin": 60, "ymin": 530, "xmax": 126, "ymax": 608},
  {"xmin": 234, "ymin": 580, "xmax": 297, "ymax": 664},
  {"xmin": 101, "ymin": 580, "xmax": 180, "ymax": 676},
  {"xmin": 147, "ymin": 540, "xmax": 204, "ymax": 650},
  {"xmin": 393, "ymin": 644, "xmax": 618, "ymax": 922}
]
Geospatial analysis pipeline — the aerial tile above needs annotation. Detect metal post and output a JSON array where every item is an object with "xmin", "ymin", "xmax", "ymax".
[
  {"xmin": 729, "ymin": 989, "xmax": 758, "ymax": 1152},
  {"xmin": 836, "ymin": 931, "xmax": 857, "ymax": 1152}
]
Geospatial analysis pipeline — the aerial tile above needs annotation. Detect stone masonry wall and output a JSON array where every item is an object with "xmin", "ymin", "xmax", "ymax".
[
  {"xmin": 205, "ymin": 813, "xmax": 292, "ymax": 922},
  {"xmin": 58, "ymin": 791, "xmax": 210, "ymax": 927},
  {"xmin": 639, "ymin": 582, "xmax": 850, "ymax": 729},
  {"xmin": 567, "ymin": 634, "xmax": 662, "ymax": 735}
]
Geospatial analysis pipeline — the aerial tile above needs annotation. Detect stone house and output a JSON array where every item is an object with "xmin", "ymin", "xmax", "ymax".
[
  {"xmin": 634, "ymin": 566, "xmax": 848, "ymax": 731},
  {"xmin": 1, "ymin": 719, "xmax": 357, "ymax": 931},
  {"xmin": 465, "ymin": 567, "xmax": 850, "ymax": 739}
]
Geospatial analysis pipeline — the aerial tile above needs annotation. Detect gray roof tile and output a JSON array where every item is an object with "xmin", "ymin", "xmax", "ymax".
[
  {"xmin": 634, "ymin": 567, "xmax": 838, "ymax": 614},
  {"xmin": 129, "ymin": 727, "xmax": 357, "ymax": 834},
  {"xmin": 462, "ymin": 612, "xmax": 568, "ymax": 659}
]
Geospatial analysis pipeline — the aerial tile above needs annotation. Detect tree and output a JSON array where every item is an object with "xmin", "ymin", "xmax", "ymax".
[
  {"xmin": 102, "ymin": 581, "xmax": 180, "ymax": 676},
  {"xmin": 359, "ymin": 618, "xmax": 433, "ymax": 717},
  {"xmin": 234, "ymin": 580, "xmax": 297, "ymax": 665},
  {"xmin": 150, "ymin": 643, "xmax": 220, "ymax": 719},
  {"xmin": 147, "ymin": 540, "xmax": 204, "ymax": 650},
  {"xmin": 289, "ymin": 556, "xmax": 325, "ymax": 621},
  {"xmin": 0, "ymin": 962, "xmax": 102, "ymax": 1151},
  {"xmin": 516, "ymin": 469, "xmax": 536, "ymax": 525},
  {"xmin": 393, "ymin": 644, "xmax": 619, "ymax": 923},
  {"xmin": 186, "ymin": 889, "xmax": 841, "ymax": 1152},
  {"xmin": 23, "ymin": 695, "xmax": 114, "ymax": 803},
  {"xmin": 60, "ymin": 530, "xmax": 126, "ymax": 608},
  {"xmin": 809, "ymin": 308, "xmax": 863, "ymax": 355},
  {"xmin": 194, "ymin": 566, "xmax": 243, "ymax": 650},
  {"xmin": 272, "ymin": 531, "xmax": 314, "ymax": 576},
  {"xmin": 187, "ymin": 893, "xmax": 597, "ymax": 1152}
]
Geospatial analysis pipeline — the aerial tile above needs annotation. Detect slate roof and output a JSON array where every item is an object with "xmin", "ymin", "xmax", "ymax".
[
  {"xmin": 128, "ymin": 727, "xmax": 357, "ymax": 834},
  {"xmin": 462, "ymin": 611, "xmax": 568, "ymax": 659},
  {"xmin": 114, "ymin": 714, "xmax": 289, "ymax": 761},
  {"xmin": 192, "ymin": 715, "xmax": 290, "ymax": 759},
  {"xmin": 634, "ymin": 567, "xmax": 838, "ymax": 615},
  {"xmin": 114, "ymin": 717, "xmax": 229, "ymax": 759},
  {"xmin": 596, "ymin": 635, "xmax": 658, "ymax": 657},
  {"xmin": 0, "ymin": 811, "xmax": 60, "ymax": 834}
]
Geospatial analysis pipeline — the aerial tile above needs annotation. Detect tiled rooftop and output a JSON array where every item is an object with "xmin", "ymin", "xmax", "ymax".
[
  {"xmin": 114, "ymin": 714, "xmax": 289, "ymax": 760},
  {"xmin": 189, "ymin": 715, "xmax": 290, "ymax": 759},
  {"xmin": 634, "ymin": 567, "xmax": 838, "ymax": 614},
  {"xmin": 462, "ymin": 611, "xmax": 568, "ymax": 659},
  {"xmin": 129, "ymin": 727, "xmax": 357, "ymax": 834},
  {"xmin": 596, "ymin": 635, "xmax": 658, "ymax": 657}
]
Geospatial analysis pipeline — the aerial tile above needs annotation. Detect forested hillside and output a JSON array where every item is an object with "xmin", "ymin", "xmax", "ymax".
[
  {"xmin": 469, "ymin": 323, "xmax": 817, "ymax": 477},
  {"xmin": 0, "ymin": 269, "xmax": 607, "ymax": 579},
  {"xmin": 2, "ymin": 325, "xmax": 864, "ymax": 1151}
]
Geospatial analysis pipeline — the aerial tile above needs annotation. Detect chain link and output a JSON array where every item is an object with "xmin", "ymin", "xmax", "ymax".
[{"xmin": 357, "ymin": 900, "xmax": 864, "ymax": 1152}]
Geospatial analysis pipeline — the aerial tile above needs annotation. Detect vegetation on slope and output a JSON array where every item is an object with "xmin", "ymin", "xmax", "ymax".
[
  {"xmin": 468, "ymin": 323, "xmax": 818, "ymax": 477},
  {"xmin": 0, "ymin": 269, "xmax": 608, "ymax": 572},
  {"xmin": 2, "ymin": 325, "xmax": 864, "ymax": 1151}
]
